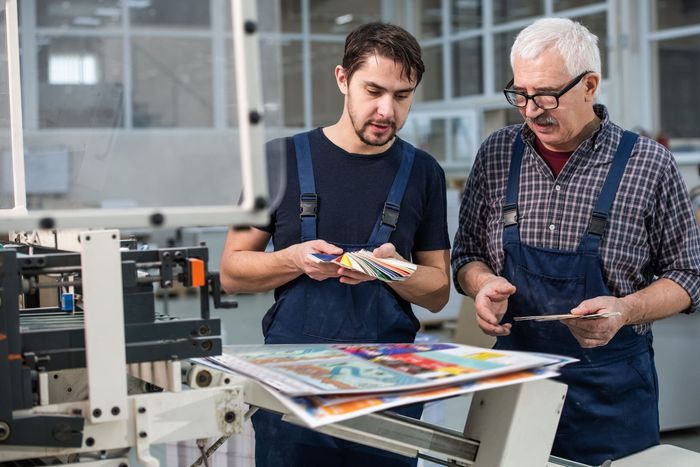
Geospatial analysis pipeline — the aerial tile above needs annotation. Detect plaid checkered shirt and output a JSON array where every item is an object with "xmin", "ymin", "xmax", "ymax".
[{"xmin": 451, "ymin": 104, "xmax": 700, "ymax": 334}]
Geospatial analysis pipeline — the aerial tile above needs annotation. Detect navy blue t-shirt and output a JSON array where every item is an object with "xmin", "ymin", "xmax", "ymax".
[{"xmin": 260, "ymin": 128, "xmax": 450, "ymax": 262}]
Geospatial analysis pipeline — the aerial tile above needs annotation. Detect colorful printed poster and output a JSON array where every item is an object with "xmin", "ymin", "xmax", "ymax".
[{"xmin": 205, "ymin": 342, "xmax": 566, "ymax": 396}]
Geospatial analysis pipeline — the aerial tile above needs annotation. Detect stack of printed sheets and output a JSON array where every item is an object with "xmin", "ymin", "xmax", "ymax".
[
  {"xmin": 198, "ymin": 343, "xmax": 575, "ymax": 428},
  {"xmin": 308, "ymin": 249, "xmax": 417, "ymax": 281}
]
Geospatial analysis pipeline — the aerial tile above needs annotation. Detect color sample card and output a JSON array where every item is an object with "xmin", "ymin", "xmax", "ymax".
[{"xmin": 308, "ymin": 249, "xmax": 417, "ymax": 281}]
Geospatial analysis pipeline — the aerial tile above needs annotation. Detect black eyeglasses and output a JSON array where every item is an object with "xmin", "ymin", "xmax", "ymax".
[{"xmin": 503, "ymin": 71, "xmax": 592, "ymax": 110}]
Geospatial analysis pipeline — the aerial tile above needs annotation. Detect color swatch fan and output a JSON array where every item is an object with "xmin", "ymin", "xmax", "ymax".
[{"xmin": 308, "ymin": 249, "xmax": 417, "ymax": 282}]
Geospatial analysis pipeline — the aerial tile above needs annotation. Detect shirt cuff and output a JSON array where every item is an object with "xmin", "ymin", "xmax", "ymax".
[{"xmin": 660, "ymin": 271, "xmax": 700, "ymax": 314}]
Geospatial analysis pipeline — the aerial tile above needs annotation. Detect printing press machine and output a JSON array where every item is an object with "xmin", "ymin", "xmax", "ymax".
[{"xmin": 0, "ymin": 234, "xmax": 247, "ymax": 466}]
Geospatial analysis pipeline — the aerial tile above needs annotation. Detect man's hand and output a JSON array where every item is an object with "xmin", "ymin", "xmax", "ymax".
[
  {"xmin": 474, "ymin": 277, "xmax": 517, "ymax": 336},
  {"xmin": 372, "ymin": 243, "xmax": 403, "ymax": 260},
  {"xmin": 564, "ymin": 296, "xmax": 631, "ymax": 348},
  {"xmin": 331, "ymin": 242, "xmax": 405, "ymax": 286},
  {"xmin": 289, "ymin": 240, "xmax": 343, "ymax": 281},
  {"xmin": 335, "ymin": 243, "xmax": 403, "ymax": 286}
]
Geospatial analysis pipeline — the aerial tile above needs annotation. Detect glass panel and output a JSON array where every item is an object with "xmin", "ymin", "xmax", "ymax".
[
  {"xmin": 130, "ymin": 0, "xmax": 210, "ymax": 29},
  {"xmin": 418, "ymin": 44, "xmax": 443, "ymax": 102},
  {"xmin": 572, "ymin": 12, "xmax": 607, "ymax": 78},
  {"xmin": 280, "ymin": 0, "xmax": 302, "ymax": 33},
  {"xmin": 6, "ymin": 0, "xmax": 285, "ymax": 225},
  {"xmin": 132, "ymin": 37, "xmax": 212, "ymax": 127},
  {"xmin": 225, "ymin": 38, "xmax": 238, "ymax": 127},
  {"xmin": 654, "ymin": 0, "xmax": 700, "ymax": 30},
  {"xmin": 493, "ymin": 0, "xmax": 543, "ymax": 24},
  {"xmin": 311, "ymin": 41, "xmax": 344, "ymax": 127},
  {"xmin": 226, "ymin": 0, "xmax": 297, "ymax": 33},
  {"xmin": 452, "ymin": 113, "xmax": 479, "ymax": 163},
  {"xmin": 658, "ymin": 34, "xmax": 700, "ymax": 139},
  {"xmin": 309, "ymin": 0, "xmax": 380, "ymax": 35},
  {"xmin": 418, "ymin": 118, "xmax": 447, "ymax": 162},
  {"xmin": 453, "ymin": 37, "xmax": 482, "ymax": 97},
  {"xmin": 37, "ymin": 36, "xmax": 124, "ymax": 128},
  {"xmin": 37, "ymin": 0, "xmax": 122, "ymax": 29},
  {"xmin": 417, "ymin": 0, "xmax": 442, "ymax": 39},
  {"xmin": 553, "ymin": 0, "xmax": 602, "ymax": 11},
  {"xmin": 493, "ymin": 29, "xmax": 519, "ymax": 93},
  {"xmin": 281, "ymin": 40, "xmax": 304, "ymax": 127},
  {"xmin": 0, "ymin": 7, "xmax": 12, "ymax": 208},
  {"xmin": 452, "ymin": 0, "xmax": 482, "ymax": 32}
]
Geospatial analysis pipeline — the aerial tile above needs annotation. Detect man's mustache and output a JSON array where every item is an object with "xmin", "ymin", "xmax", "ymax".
[{"xmin": 526, "ymin": 115, "xmax": 557, "ymax": 125}]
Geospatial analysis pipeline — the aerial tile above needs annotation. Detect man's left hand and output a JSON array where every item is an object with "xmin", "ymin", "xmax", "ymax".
[{"xmin": 564, "ymin": 296, "xmax": 632, "ymax": 348}]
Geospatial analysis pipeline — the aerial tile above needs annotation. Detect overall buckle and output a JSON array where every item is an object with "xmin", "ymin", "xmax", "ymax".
[
  {"xmin": 381, "ymin": 202, "xmax": 400, "ymax": 230},
  {"xmin": 299, "ymin": 193, "xmax": 318, "ymax": 218},
  {"xmin": 502, "ymin": 204, "xmax": 518, "ymax": 226},
  {"xmin": 589, "ymin": 211, "xmax": 608, "ymax": 236}
]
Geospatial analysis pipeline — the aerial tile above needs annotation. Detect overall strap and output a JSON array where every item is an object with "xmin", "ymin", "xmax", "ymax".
[
  {"xmin": 579, "ymin": 130, "xmax": 639, "ymax": 253},
  {"xmin": 293, "ymin": 132, "xmax": 318, "ymax": 242},
  {"xmin": 502, "ymin": 132, "xmax": 526, "ymax": 244},
  {"xmin": 368, "ymin": 139, "xmax": 416, "ymax": 247}
]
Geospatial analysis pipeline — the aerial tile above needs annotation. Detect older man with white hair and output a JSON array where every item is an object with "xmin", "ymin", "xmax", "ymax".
[{"xmin": 452, "ymin": 17, "xmax": 700, "ymax": 465}]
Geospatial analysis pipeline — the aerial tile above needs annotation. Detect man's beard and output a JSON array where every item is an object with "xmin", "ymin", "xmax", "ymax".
[
  {"xmin": 353, "ymin": 119, "xmax": 397, "ymax": 147},
  {"xmin": 347, "ymin": 95, "xmax": 398, "ymax": 147}
]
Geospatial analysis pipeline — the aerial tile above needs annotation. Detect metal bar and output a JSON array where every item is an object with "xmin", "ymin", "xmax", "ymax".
[
  {"xmin": 80, "ymin": 230, "xmax": 128, "ymax": 424},
  {"xmin": 231, "ymin": 0, "xmax": 269, "ymax": 211},
  {"xmin": 303, "ymin": 411, "xmax": 479, "ymax": 464},
  {"xmin": 5, "ymin": 0, "xmax": 27, "ymax": 215}
]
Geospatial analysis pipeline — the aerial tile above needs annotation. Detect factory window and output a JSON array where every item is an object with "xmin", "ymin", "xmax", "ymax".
[
  {"xmin": 417, "ymin": 0, "xmax": 442, "ymax": 39},
  {"xmin": 493, "ymin": 0, "xmax": 544, "ymax": 25},
  {"xmin": 37, "ymin": 36, "xmax": 124, "ymax": 128},
  {"xmin": 131, "ymin": 37, "xmax": 213, "ymax": 127},
  {"xmin": 572, "ymin": 12, "xmax": 608, "ymax": 78},
  {"xmin": 310, "ymin": 41, "xmax": 345, "ymax": 127},
  {"xmin": 37, "ymin": 0, "xmax": 122, "ymax": 29},
  {"xmin": 48, "ymin": 54, "xmax": 98, "ymax": 85},
  {"xmin": 653, "ymin": 0, "xmax": 700, "ymax": 30},
  {"xmin": 657, "ymin": 34, "xmax": 700, "ymax": 140},
  {"xmin": 553, "ymin": 0, "xmax": 602, "ymax": 11},
  {"xmin": 451, "ymin": 0, "xmax": 482, "ymax": 32},
  {"xmin": 280, "ymin": 40, "xmax": 304, "ymax": 127},
  {"xmin": 129, "ymin": 0, "xmax": 210, "ymax": 29},
  {"xmin": 280, "ymin": 0, "xmax": 302, "ymax": 33},
  {"xmin": 419, "ymin": 44, "xmax": 444, "ymax": 101},
  {"xmin": 493, "ymin": 30, "xmax": 519, "ymax": 94},
  {"xmin": 308, "ymin": 0, "xmax": 380, "ymax": 35},
  {"xmin": 452, "ymin": 37, "xmax": 483, "ymax": 97}
]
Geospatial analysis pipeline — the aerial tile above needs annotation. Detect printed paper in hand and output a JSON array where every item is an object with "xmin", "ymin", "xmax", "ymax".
[
  {"xmin": 308, "ymin": 249, "xmax": 417, "ymax": 282},
  {"xmin": 513, "ymin": 311, "xmax": 622, "ymax": 322}
]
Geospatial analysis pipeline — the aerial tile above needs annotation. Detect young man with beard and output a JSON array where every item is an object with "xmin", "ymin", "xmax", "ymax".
[
  {"xmin": 220, "ymin": 22, "xmax": 450, "ymax": 467},
  {"xmin": 451, "ymin": 17, "xmax": 700, "ymax": 465}
]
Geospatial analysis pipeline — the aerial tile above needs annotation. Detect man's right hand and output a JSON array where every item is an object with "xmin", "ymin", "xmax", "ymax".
[
  {"xmin": 474, "ymin": 277, "xmax": 516, "ymax": 336},
  {"xmin": 288, "ymin": 240, "xmax": 344, "ymax": 281}
]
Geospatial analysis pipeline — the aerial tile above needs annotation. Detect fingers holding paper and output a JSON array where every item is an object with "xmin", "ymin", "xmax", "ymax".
[
  {"xmin": 293, "ymin": 240, "xmax": 344, "ymax": 281},
  {"xmin": 372, "ymin": 243, "xmax": 403, "ymax": 260},
  {"xmin": 564, "ymin": 296, "xmax": 630, "ymax": 348},
  {"xmin": 474, "ymin": 277, "xmax": 517, "ymax": 337}
]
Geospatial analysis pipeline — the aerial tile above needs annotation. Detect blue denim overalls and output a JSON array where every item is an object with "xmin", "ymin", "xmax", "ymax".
[
  {"xmin": 496, "ymin": 131, "xmax": 659, "ymax": 465},
  {"xmin": 253, "ymin": 132, "xmax": 422, "ymax": 467}
]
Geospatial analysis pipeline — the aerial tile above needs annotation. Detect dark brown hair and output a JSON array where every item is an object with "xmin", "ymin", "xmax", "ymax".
[{"xmin": 342, "ymin": 22, "xmax": 424, "ymax": 86}]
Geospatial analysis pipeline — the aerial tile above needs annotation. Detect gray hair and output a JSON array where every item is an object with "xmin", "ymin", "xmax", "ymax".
[{"xmin": 510, "ymin": 17, "xmax": 601, "ymax": 78}]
